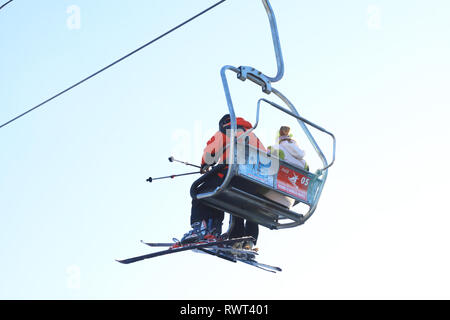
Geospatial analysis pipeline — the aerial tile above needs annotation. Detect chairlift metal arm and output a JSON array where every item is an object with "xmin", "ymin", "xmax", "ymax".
[
  {"xmin": 271, "ymin": 88, "xmax": 335, "ymax": 172},
  {"xmin": 195, "ymin": 65, "xmax": 241, "ymax": 201},
  {"xmin": 256, "ymin": 98, "xmax": 336, "ymax": 172},
  {"xmin": 251, "ymin": 97, "xmax": 334, "ymax": 224},
  {"xmin": 267, "ymin": 89, "xmax": 333, "ymax": 223},
  {"xmin": 220, "ymin": 65, "xmax": 335, "ymax": 172},
  {"xmin": 261, "ymin": 0, "xmax": 285, "ymax": 83},
  {"xmin": 237, "ymin": 0, "xmax": 285, "ymax": 92}
]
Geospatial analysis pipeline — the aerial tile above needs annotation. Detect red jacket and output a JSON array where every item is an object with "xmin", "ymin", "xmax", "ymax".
[{"xmin": 201, "ymin": 117, "xmax": 266, "ymax": 166}]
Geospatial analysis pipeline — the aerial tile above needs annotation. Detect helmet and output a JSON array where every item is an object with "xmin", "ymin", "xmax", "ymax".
[{"xmin": 219, "ymin": 114, "xmax": 230, "ymax": 129}]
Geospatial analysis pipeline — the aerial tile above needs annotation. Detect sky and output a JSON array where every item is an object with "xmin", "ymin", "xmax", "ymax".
[{"xmin": 1, "ymin": 0, "xmax": 450, "ymax": 300}]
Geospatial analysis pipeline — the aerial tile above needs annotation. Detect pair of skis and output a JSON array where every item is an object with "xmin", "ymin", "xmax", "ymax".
[{"xmin": 116, "ymin": 236, "xmax": 282, "ymax": 273}]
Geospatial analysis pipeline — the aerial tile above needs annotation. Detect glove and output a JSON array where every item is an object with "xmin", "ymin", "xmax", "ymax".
[{"xmin": 200, "ymin": 163, "xmax": 210, "ymax": 174}]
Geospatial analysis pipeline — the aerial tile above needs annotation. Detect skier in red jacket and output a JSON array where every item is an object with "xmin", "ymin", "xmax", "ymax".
[{"xmin": 180, "ymin": 114, "xmax": 266, "ymax": 250}]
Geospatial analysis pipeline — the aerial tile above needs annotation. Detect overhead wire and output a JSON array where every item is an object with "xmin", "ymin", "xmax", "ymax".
[
  {"xmin": 0, "ymin": 0, "xmax": 227, "ymax": 129},
  {"xmin": 0, "ymin": 0, "xmax": 14, "ymax": 11}
]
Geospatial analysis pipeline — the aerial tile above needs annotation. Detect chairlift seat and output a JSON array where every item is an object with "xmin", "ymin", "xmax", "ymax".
[{"xmin": 191, "ymin": 146, "xmax": 324, "ymax": 230}]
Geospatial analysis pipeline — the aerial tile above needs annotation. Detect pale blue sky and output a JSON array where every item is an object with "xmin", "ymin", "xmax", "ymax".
[{"xmin": 1, "ymin": 0, "xmax": 450, "ymax": 299}]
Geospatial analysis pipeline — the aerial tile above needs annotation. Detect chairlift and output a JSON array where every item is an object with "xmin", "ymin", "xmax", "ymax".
[{"xmin": 190, "ymin": 0, "xmax": 336, "ymax": 230}]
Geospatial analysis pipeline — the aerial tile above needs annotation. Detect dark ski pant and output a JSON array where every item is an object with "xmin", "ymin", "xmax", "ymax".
[
  {"xmin": 190, "ymin": 167, "xmax": 259, "ymax": 244},
  {"xmin": 229, "ymin": 217, "xmax": 259, "ymax": 245}
]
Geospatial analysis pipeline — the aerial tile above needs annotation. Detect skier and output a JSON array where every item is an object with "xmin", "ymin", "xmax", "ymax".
[
  {"xmin": 180, "ymin": 114, "xmax": 266, "ymax": 250},
  {"xmin": 264, "ymin": 126, "xmax": 308, "ymax": 208},
  {"xmin": 277, "ymin": 126, "xmax": 308, "ymax": 170}
]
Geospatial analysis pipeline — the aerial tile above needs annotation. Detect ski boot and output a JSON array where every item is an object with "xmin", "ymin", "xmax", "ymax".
[{"xmin": 179, "ymin": 218, "xmax": 222, "ymax": 246}]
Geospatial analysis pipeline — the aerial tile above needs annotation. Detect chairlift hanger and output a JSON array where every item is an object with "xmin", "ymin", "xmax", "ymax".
[{"xmin": 191, "ymin": 0, "xmax": 336, "ymax": 229}]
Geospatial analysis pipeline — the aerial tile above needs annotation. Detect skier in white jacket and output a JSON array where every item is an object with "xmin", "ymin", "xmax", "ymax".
[
  {"xmin": 277, "ymin": 126, "xmax": 307, "ymax": 170},
  {"xmin": 263, "ymin": 126, "xmax": 308, "ymax": 208}
]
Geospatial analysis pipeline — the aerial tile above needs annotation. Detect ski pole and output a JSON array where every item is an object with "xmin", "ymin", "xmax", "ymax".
[
  {"xmin": 168, "ymin": 156, "xmax": 201, "ymax": 169},
  {"xmin": 146, "ymin": 171, "xmax": 200, "ymax": 183}
]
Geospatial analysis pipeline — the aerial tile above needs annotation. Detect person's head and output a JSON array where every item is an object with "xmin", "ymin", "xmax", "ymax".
[
  {"xmin": 219, "ymin": 114, "xmax": 230, "ymax": 129},
  {"xmin": 279, "ymin": 126, "xmax": 290, "ymax": 137}
]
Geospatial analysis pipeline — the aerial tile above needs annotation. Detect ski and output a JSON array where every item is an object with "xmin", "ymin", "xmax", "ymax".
[
  {"xmin": 236, "ymin": 257, "xmax": 282, "ymax": 273},
  {"xmin": 196, "ymin": 247, "xmax": 237, "ymax": 263},
  {"xmin": 142, "ymin": 240, "xmax": 258, "ymax": 257},
  {"xmin": 126, "ymin": 236, "xmax": 281, "ymax": 272},
  {"xmin": 140, "ymin": 240, "xmax": 174, "ymax": 247},
  {"xmin": 214, "ymin": 246, "xmax": 259, "ymax": 257},
  {"xmin": 116, "ymin": 236, "xmax": 254, "ymax": 264},
  {"xmin": 199, "ymin": 247, "xmax": 282, "ymax": 273}
]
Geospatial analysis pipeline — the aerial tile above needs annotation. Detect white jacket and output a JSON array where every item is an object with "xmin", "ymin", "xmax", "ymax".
[
  {"xmin": 262, "ymin": 138, "xmax": 306, "ymax": 209},
  {"xmin": 278, "ymin": 139, "xmax": 306, "ymax": 169}
]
